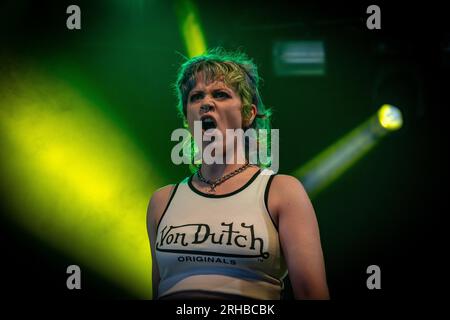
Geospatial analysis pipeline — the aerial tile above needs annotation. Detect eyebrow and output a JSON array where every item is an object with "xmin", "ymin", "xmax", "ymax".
[{"xmin": 189, "ymin": 87, "xmax": 233, "ymax": 96}]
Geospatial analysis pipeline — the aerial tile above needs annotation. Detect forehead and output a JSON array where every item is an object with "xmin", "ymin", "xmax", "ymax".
[{"xmin": 189, "ymin": 72, "xmax": 235, "ymax": 93}]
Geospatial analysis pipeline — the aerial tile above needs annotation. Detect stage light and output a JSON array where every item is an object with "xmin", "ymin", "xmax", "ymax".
[
  {"xmin": 378, "ymin": 104, "xmax": 403, "ymax": 131},
  {"xmin": 293, "ymin": 105, "xmax": 403, "ymax": 197},
  {"xmin": 273, "ymin": 41, "xmax": 326, "ymax": 76}
]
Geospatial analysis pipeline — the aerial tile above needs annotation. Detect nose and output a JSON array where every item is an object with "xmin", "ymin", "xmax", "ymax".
[{"xmin": 200, "ymin": 103, "xmax": 213, "ymax": 113}]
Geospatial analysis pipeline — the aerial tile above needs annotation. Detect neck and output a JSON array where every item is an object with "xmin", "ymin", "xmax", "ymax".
[
  {"xmin": 199, "ymin": 142, "xmax": 249, "ymax": 181},
  {"xmin": 199, "ymin": 161, "xmax": 249, "ymax": 181}
]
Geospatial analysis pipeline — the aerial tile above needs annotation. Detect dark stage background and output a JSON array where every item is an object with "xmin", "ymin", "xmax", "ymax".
[{"xmin": 0, "ymin": 0, "xmax": 448, "ymax": 300}]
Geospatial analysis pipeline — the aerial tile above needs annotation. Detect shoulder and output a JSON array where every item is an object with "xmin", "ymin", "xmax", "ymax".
[
  {"xmin": 271, "ymin": 174, "xmax": 308, "ymax": 197},
  {"xmin": 147, "ymin": 184, "xmax": 177, "ymax": 227},
  {"xmin": 268, "ymin": 174, "xmax": 312, "ymax": 216},
  {"xmin": 150, "ymin": 184, "xmax": 177, "ymax": 206}
]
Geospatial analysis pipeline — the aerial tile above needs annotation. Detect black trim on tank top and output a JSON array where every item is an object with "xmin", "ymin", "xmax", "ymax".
[
  {"xmin": 264, "ymin": 174, "xmax": 278, "ymax": 230},
  {"xmin": 188, "ymin": 168, "xmax": 261, "ymax": 198},
  {"xmin": 156, "ymin": 183, "xmax": 180, "ymax": 232}
]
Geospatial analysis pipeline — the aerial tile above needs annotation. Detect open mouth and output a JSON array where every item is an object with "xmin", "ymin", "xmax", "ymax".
[{"xmin": 201, "ymin": 116, "xmax": 217, "ymax": 131}]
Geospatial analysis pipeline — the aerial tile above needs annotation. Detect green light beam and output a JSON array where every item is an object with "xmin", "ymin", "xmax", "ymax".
[
  {"xmin": 175, "ymin": 0, "xmax": 208, "ymax": 58},
  {"xmin": 293, "ymin": 104, "xmax": 403, "ymax": 198},
  {"xmin": 0, "ymin": 64, "xmax": 162, "ymax": 298}
]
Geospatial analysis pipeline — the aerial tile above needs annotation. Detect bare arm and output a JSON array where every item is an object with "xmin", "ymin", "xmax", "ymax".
[
  {"xmin": 272, "ymin": 175, "xmax": 330, "ymax": 299},
  {"xmin": 146, "ymin": 184, "xmax": 175, "ymax": 300}
]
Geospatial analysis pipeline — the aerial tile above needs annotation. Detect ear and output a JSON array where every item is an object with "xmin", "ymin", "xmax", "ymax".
[{"xmin": 243, "ymin": 104, "xmax": 257, "ymax": 128}]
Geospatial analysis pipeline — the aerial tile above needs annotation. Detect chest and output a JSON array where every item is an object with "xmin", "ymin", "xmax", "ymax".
[{"xmin": 156, "ymin": 189, "xmax": 278, "ymax": 260}]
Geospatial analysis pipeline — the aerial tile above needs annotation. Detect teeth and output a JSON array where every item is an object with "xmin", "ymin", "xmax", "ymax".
[{"xmin": 202, "ymin": 117, "xmax": 215, "ymax": 124}]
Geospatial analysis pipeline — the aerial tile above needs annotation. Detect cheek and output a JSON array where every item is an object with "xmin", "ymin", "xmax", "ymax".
[
  {"xmin": 186, "ymin": 106, "xmax": 196, "ymax": 127},
  {"xmin": 222, "ymin": 109, "xmax": 244, "ymax": 129}
]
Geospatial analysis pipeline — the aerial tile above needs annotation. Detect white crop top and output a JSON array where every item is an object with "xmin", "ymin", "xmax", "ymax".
[{"xmin": 155, "ymin": 168, "xmax": 288, "ymax": 300}]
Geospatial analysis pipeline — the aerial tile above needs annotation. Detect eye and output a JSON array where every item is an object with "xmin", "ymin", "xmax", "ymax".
[
  {"xmin": 213, "ymin": 91, "xmax": 230, "ymax": 99},
  {"xmin": 189, "ymin": 93, "xmax": 203, "ymax": 102}
]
